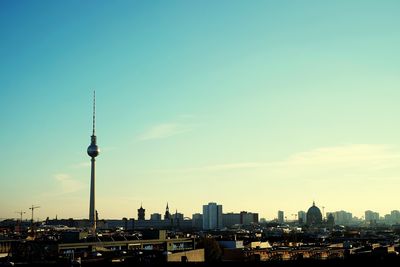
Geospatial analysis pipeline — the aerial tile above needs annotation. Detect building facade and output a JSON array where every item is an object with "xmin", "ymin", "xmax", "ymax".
[
  {"xmin": 298, "ymin": 211, "xmax": 306, "ymax": 224},
  {"xmin": 278, "ymin": 211, "xmax": 284, "ymax": 224},
  {"xmin": 365, "ymin": 210, "xmax": 379, "ymax": 223},
  {"xmin": 202, "ymin": 202, "xmax": 223, "ymax": 230},
  {"xmin": 150, "ymin": 213, "xmax": 162, "ymax": 221},
  {"xmin": 240, "ymin": 211, "xmax": 259, "ymax": 225},
  {"xmin": 331, "ymin": 210, "xmax": 352, "ymax": 225},
  {"xmin": 222, "ymin": 213, "xmax": 241, "ymax": 228},
  {"xmin": 138, "ymin": 205, "xmax": 145, "ymax": 220},
  {"xmin": 192, "ymin": 213, "xmax": 203, "ymax": 229},
  {"xmin": 306, "ymin": 202, "xmax": 322, "ymax": 226}
]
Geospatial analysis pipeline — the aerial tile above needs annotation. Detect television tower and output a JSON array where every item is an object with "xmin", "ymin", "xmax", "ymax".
[{"xmin": 87, "ymin": 91, "xmax": 100, "ymax": 233}]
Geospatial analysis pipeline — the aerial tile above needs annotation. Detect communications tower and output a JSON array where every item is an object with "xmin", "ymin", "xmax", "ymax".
[{"xmin": 87, "ymin": 91, "xmax": 100, "ymax": 233}]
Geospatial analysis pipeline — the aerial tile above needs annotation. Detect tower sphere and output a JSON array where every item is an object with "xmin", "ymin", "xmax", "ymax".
[{"xmin": 87, "ymin": 144, "xmax": 100, "ymax": 157}]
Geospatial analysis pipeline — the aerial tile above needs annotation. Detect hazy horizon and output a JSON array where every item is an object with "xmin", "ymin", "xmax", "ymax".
[{"xmin": 1, "ymin": 1, "xmax": 400, "ymax": 221}]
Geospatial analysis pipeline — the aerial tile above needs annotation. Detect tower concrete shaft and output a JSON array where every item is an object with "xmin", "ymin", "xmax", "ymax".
[{"xmin": 89, "ymin": 157, "xmax": 96, "ymax": 231}]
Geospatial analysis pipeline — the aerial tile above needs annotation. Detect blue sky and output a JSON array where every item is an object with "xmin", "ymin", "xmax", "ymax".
[{"xmin": 1, "ymin": 0, "xmax": 400, "ymax": 221}]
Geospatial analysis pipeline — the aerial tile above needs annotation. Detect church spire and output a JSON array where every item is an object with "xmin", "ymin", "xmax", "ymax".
[{"xmin": 164, "ymin": 202, "xmax": 171, "ymax": 220}]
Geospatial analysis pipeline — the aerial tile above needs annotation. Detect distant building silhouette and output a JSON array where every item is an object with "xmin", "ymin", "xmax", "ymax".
[
  {"xmin": 150, "ymin": 213, "xmax": 162, "ymax": 221},
  {"xmin": 164, "ymin": 203, "xmax": 171, "ymax": 220},
  {"xmin": 330, "ymin": 210, "xmax": 353, "ymax": 225},
  {"xmin": 306, "ymin": 202, "xmax": 322, "ymax": 226},
  {"xmin": 174, "ymin": 210, "xmax": 184, "ymax": 228},
  {"xmin": 365, "ymin": 210, "xmax": 379, "ymax": 224},
  {"xmin": 386, "ymin": 210, "xmax": 400, "ymax": 224},
  {"xmin": 298, "ymin": 211, "xmax": 306, "ymax": 224},
  {"xmin": 327, "ymin": 213, "xmax": 335, "ymax": 227},
  {"xmin": 203, "ymin": 202, "xmax": 222, "ymax": 230},
  {"xmin": 240, "ymin": 211, "xmax": 259, "ymax": 225},
  {"xmin": 222, "ymin": 213, "xmax": 241, "ymax": 228},
  {"xmin": 192, "ymin": 213, "xmax": 203, "ymax": 229},
  {"xmin": 278, "ymin": 211, "xmax": 284, "ymax": 224},
  {"xmin": 138, "ymin": 204, "xmax": 145, "ymax": 220}
]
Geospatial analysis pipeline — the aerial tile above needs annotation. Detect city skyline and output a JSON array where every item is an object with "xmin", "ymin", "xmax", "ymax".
[
  {"xmin": 1, "ymin": 1, "xmax": 400, "ymax": 220},
  {"xmin": 1, "ymin": 199, "xmax": 398, "ymax": 223}
]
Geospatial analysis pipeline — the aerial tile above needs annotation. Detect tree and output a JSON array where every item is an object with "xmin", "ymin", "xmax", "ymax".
[{"xmin": 197, "ymin": 237, "xmax": 222, "ymax": 262}]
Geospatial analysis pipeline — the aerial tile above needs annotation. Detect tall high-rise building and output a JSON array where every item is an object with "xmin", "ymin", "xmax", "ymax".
[
  {"xmin": 202, "ymin": 202, "xmax": 223, "ymax": 230},
  {"xmin": 331, "ymin": 210, "xmax": 352, "ymax": 225},
  {"xmin": 138, "ymin": 204, "xmax": 145, "ymax": 220},
  {"xmin": 365, "ymin": 210, "xmax": 379, "ymax": 222},
  {"xmin": 87, "ymin": 91, "xmax": 100, "ymax": 233},
  {"xmin": 278, "ymin": 210, "xmax": 284, "ymax": 223},
  {"xmin": 390, "ymin": 210, "xmax": 400, "ymax": 224}
]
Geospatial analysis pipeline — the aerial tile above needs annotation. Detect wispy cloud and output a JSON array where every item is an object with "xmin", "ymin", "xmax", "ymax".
[
  {"xmin": 138, "ymin": 122, "xmax": 193, "ymax": 141},
  {"xmin": 54, "ymin": 173, "xmax": 85, "ymax": 194},
  {"xmin": 155, "ymin": 144, "xmax": 400, "ymax": 178}
]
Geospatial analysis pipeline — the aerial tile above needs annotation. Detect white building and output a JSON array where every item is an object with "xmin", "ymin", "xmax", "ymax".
[{"xmin": 203, "ymin": 202, "xmax": 223, "ymax": 230}]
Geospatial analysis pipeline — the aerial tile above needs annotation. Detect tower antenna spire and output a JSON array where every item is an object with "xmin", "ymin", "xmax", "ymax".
[{"xmin": 92, "ymin": 90, "xmax": 96, "ymax": 136}]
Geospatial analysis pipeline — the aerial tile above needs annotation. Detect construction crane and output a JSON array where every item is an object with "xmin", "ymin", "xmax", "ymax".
[
  {"xmin": 15, "ymin": 210, "xmax": 26, "ymax": 222},
  {"xmin": 15, "ymin": 210, "xmax": 26, "ymax": 233},
  {"xmin": 28, "ymin": 205, "xmax": 40, "ymax": 237},
  {"xmin": 29, "ymin": 205, "xmax": 40, "ymax": 225}
]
